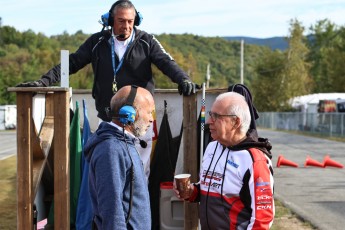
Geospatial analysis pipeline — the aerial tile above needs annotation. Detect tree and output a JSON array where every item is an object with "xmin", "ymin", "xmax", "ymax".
[
  {"xmin": 308, "ymin": 19, "xmax": 340, "ymax": 93},
  {"xmin": 282, "ymin": 19, "xmax": 312, "ymax": 99},
  {"xmin": 252, "ymin": 49, "xmax": 286, "ymax": 111},
  {"xmin": 321, "ymin": 26, "xmax": 345, "ymax": 92},
  {"xmin": 253, "ymin": 19, "xmax": 312, "ymax": 112}
]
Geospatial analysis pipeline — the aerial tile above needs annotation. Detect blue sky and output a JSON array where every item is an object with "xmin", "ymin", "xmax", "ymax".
[{"xmin": 1, "ymin": 0, "xmax": 345, "ymax": 38}]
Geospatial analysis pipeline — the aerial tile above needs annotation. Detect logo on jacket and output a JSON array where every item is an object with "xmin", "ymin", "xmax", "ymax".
[
  {"xmin": 255, "ymin": 177, "xmax": 270, "ymax": 186},
  {"xmin": 227, "ymin": 159, "xmax": 239, "ymax": 168}
]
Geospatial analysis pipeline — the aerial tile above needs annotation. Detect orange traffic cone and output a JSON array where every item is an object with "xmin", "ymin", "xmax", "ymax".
[
  {"xmin": 323, "ymin": 155, "xmax": 344, "ymax": 168},
  {"xmin": 304, "ymin": 155, "xmax": 324, "ymax": 168},
  {"xmin": 276, "ymin": 155, "xmax": 299, "ymax": 167}
]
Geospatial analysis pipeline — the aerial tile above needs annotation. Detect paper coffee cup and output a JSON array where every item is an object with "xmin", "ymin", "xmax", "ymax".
[{"xmin": 174, "ymin": 174, "xmax": 191, "ymax": 199}]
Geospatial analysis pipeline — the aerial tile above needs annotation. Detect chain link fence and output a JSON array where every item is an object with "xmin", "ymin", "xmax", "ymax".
[{"xmin": 257, "ymin": 112, "xmax": 345, "ymax": 137}]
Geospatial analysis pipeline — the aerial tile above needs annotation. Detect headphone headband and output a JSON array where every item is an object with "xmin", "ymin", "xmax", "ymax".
[
  {"xmin": 119, "ymin": 85, "xmax": 138, "ymax": 125},
  {"xmin": 126, "ymin": 85, "xmax": 138, "ymax": 106},
  {"xmin": 104, "ymin": 0, "xmax": 142, "ymax": 27}
]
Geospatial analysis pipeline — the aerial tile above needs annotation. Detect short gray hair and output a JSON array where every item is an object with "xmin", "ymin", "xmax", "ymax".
[
  {"xmin": 112, "ymin": 1, "xmax": 135, "ymax": 15},
  {"xmin": 215, "ymin": 92, "xmax": 251, "ymax": 134}
]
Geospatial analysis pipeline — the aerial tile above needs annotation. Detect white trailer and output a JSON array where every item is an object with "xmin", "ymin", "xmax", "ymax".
[{"xmin": 0, "ymin": 105, "xmax": 17, "ymax": 130}]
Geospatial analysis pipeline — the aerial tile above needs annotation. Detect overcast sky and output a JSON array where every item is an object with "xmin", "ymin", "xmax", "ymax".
[{"xmin": 1, "ymin": 0, "xmax": 345, "ymax": 38}]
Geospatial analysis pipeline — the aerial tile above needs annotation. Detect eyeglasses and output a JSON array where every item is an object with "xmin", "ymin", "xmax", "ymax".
[{"xmin": 208, "ymin": 111, "xmax": 237, "ymax": 121}]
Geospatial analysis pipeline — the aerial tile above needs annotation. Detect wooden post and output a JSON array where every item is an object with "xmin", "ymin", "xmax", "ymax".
[
  {"xmin": 53, "ymin": 90, "xmax": 70, "ymax": 229},
  {"xmin": 183, "ymin": 94, "xmax": 199, "ymax": 230},
  {"xmin": 16, "ymin": 92, "xmax": 34, "ymax": 229}
]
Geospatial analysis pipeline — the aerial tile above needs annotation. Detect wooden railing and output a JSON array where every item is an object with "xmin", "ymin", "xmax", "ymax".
[{"xmin": 8, "ymin": 87, "xmax": 70, "ymax": 230}]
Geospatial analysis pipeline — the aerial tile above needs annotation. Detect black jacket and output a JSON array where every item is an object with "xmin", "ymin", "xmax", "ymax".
[
  {"xmin": 228, "ymin": 135, "xmax": 273, "ymax": 159},
  {"xmin": 40, "ymin": 28, "xmax": 190, "ymax": 121}
]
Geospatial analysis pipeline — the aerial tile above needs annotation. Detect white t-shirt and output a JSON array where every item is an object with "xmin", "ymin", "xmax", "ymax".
[{"xmin": 113, "ymin": 31, "xmax": 135, "ymax": 60}]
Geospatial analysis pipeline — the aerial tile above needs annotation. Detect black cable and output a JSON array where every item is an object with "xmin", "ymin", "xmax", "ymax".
[
  {"xmin": 122, "ymin": 126, "xmax": 134, "ymax": 224},
  {"xmin": 203, "ymin": 142, "xmax": 226, "ymax": 230},
  {"xmin": 202, "ymin": 143, "xmax": 217, "ymax": 230},
  {"xmin": 220, "ymin": 149, "xmax": 231, "ymax": 208}
]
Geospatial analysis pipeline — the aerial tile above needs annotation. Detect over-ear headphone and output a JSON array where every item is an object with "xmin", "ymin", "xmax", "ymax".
[
  {"xmin": 100, "ymin": 0, "xmax": 143, "ymax": 27},
  {"xmin": 119, "ymin": 85, "xmax": 138, "ymax": 125}
]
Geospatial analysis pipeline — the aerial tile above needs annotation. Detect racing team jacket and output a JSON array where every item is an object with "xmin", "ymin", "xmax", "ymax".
[
  {"xmin": 189, "ymin": 137, "xmax": 274, "ymax": 230},
  {"xmin": 39, "ymin": 28, "xmax": 190, "ymax": 121}
]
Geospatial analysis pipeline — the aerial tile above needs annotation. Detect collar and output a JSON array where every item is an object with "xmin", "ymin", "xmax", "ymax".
[
  {"xmin": 113, "ymin": 30, "xmax": 135, "ymax": 47},
  {"xmin": 108, "ymin": 121, "xmax": 136, "ymax": 139}
]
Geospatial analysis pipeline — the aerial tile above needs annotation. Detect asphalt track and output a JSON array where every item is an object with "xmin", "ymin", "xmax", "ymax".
[
  {"xmin": 0, "ymin": 130, "xmax": 16, "ymax": 160},
  {"xmin": 1, "ymin": 129, "xmax": 345, "ymax": 229},
  {"xmin": 259, "ymin": 129, "xmax": 345, "ymax": 230}
]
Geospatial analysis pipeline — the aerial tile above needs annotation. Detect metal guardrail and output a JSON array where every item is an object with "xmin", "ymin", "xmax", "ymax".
[{"xmin": 257, "ymin": 112, "xmax": 345, "ymax": 137}]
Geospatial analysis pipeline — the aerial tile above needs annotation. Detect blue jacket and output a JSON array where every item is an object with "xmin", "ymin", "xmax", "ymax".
[{"xmin": 84, "ymin": 122, "xmax": 151, "ymax": 229}]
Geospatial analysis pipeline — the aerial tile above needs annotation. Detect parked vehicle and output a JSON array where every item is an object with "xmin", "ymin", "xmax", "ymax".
[
  {"xmin": 0, "ymin": 105, "xmax": 17, "ymax": 130},
  {"xmin": 318, "ymin": 99, "xmax": 345, "ymax": 113}
]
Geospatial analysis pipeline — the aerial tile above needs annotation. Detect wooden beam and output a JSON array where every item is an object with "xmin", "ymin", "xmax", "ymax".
[
  {"xmin": 31, "ymin": 117, "xmax": 44, "ymax": 160},
  {"xmin": 39, "ymin": 116, "xmax": 54, "ymax": 156},
  {"xmin": 32, "ymin": 158, "xmax": 46, "ymax": 197},
  {"xmin": 31, "ymin": 106, "xmax": 54, "ymax": 197},
  {"xmin": 8, "ymin": 87, "xmax": 71, "ymax": 93},
  {"xmin": 45, "ymin": 92, "xmax": 54, "ymax": 117},
  {"xmin": 183, "ymin": 94, "xmax": 199, "ymax": 230},
  {"xmin": 16, "ymin": 92, "xmax": 34, "ymax": 229},
  {"xmin": 53, "ymin": 90, "xmax": 70, "ymax": 229},
  {"xmin": 31, "ymin": 116, "xmax": 54, "ymax": 196},
  {"xmin": 42, "ymin": 93, "xmax": 55, "ymax": 195}
]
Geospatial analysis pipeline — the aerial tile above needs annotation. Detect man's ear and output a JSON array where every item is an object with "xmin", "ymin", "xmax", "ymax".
[
  {"xmin": 232, "ymin": 117, "xmax": 241, "ymax": 130},
  {"xmin": 134, "ymin": 109, "xmax": 139, "ymax": 120}
]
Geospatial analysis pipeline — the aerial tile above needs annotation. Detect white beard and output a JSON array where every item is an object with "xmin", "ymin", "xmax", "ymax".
[{"xmin": 132, "ymin": 118, "xmax": 147, "ymax": 137}]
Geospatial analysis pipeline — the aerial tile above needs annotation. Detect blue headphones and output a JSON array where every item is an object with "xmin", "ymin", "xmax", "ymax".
[
  {"xmin": 101, "ymin": 0, "xmax": 143, "ymax": 27},
  {"xmin": 119, "ymin": 85, "xmax": 138, "ymax": 125}
]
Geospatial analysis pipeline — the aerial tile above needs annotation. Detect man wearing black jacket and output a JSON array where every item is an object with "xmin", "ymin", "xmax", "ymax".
[{"xmin": 16, "ymin": 0, "xmax": 197, "ymax": 121}]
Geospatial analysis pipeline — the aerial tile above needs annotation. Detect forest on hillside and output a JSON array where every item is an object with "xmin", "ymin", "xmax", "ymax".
[{"xmin": 1, "ymin": 19, "xmax": 345, "ymax": 111}]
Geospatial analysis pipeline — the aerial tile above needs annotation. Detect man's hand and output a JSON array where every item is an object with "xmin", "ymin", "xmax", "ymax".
[
  {"xmin": 16, "ymin": 80, "xmax": 46, "ymax": 87},
  {"xmin": 178, "ymin": 80, "xmax": 198, "ymax": 96},
  {"xmin": 173, "ymin": 179, "xmax": 194, "ymax": 200}
]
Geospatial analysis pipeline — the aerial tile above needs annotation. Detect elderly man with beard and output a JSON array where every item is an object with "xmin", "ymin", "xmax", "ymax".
[{"xmin": 84, "ymin": 85, "xmax": 154, "ymax": 230}]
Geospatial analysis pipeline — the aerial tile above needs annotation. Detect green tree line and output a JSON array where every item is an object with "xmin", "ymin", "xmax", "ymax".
[
  {"xmin": 1, "ymin": 19, "xmax": 345, "ymax": 111},
  {"xmin": 253, "ymin": 19, "xmax": 345, "ymax": 111}
]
